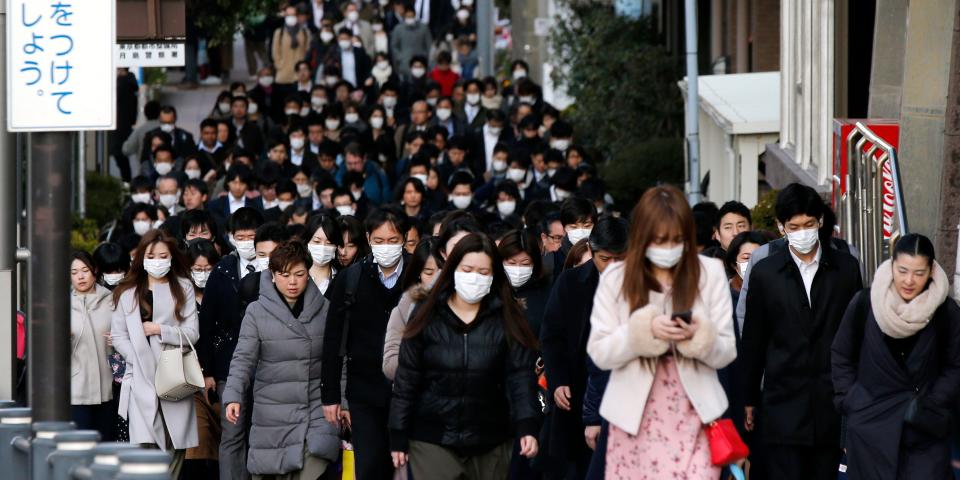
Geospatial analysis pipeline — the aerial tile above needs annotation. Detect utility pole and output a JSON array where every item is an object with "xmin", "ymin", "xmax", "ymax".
[
  {"xmin": 477, "ymin": 0, "xmax": 495, "ymax": 77},
  {"xmin": 684, "ymin": 0, "xmax": 701, "ymax": 204},
  {"xmin": 0, "ymin": 0, "xmax": 19, "ymax": 402}
]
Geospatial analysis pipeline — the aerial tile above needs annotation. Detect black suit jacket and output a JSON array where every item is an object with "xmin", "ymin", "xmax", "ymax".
[
  {"xmin": 233, "ymin": 120, "xmax": 266, "ymax": 157},
  {"xmin": 141, "ymin": 126, "xmax": 196, "ymax": 161},
  {"xmin": 206, "ymin": 196, "xmax": 264, "ymax": 225},
  {"xmin": 741, "ymin": 245, "xmax": 863, "ymax": 447},
  {"xmin": 197, "ymin": 254, "xmax": 247, "ymax": 381},
  {"xmin": 468, "ymin": 129, "xmax": 514, "ymax": 179},
  {"xmin": 324, "ymin": 47, "xmax": 372, "ymax": 88}
]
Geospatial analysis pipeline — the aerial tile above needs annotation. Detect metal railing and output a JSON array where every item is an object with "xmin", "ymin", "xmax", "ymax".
[{"xmin": 838, "ymin": 122, "xmax": 909, "ymax": 283}]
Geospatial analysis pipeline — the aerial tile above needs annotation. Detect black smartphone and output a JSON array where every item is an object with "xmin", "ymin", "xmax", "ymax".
[{"xmin": 673, "ymin": 311, "xmax": 692, "ymax": 324}]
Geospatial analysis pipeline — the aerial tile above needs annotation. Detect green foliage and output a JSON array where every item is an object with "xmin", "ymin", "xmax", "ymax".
[
  {"xmin": 188, "ymin": 0, "xmax": 279, "ymax": 47},
  {"xmin": 72, "ymin": 216, "xmax": 100, "ymax": 253},
  {"xmin": 751, "ymin": 188, "xmax": 779, "ymax": 233},
  {"xmin": 84, "ymin": 173, "xmax": 125, "ymax": 228},
  {"xmin": 551, "ymin": 4, "xmax": 685, "ymax": 206}
]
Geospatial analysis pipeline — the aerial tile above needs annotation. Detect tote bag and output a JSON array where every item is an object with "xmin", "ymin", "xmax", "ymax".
[{"xmin": 155, "ymin": 327, "xmax": 204, "ymax": 401}]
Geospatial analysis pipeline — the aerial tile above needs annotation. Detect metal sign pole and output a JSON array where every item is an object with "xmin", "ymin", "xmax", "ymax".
[{"xmin": 0, "ymin": 0, "xmax": 19, "ymax": 403}]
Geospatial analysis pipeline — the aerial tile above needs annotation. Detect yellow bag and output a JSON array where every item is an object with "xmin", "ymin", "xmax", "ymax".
[{"xmin": 340, "ymin": 441, "xmax": 355, "ymax": 480}]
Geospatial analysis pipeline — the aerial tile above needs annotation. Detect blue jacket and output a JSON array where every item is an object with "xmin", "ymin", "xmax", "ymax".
[{"xmin": 336, "ymin": 160, "xmax": 391, "ymax": 206}]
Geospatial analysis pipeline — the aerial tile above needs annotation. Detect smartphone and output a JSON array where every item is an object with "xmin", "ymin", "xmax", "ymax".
[{"xmin": 673, "ymin": 311, "xmax": 692, "ymax": 324}]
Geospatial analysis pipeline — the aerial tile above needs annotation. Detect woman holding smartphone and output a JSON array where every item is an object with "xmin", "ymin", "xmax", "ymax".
[{"xmin": 587, "ymin": 185, "xmax": 736, "ymax": 479}]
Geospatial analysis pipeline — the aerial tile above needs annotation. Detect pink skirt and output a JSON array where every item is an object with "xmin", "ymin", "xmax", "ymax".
[{"xmin": 605, "ymin": 355, "xmax": 718, "ymax": 480}]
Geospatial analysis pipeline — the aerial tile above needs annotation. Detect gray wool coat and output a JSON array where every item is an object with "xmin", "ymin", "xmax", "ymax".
[{"xmin": 223, "ymin": 272, "xmax": 340, "ymax": 475}]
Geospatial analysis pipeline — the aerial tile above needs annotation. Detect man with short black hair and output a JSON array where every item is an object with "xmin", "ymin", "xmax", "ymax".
[
  {"xmin": 142, "ymin": 105, "xmax": 196, "ymax": 161},
  {"xmin": 703, "ymin": 200, "xmax": 752, "ymax": 260},
  {"xmin": 208, "ymin": 165, "xmax": 263, "ymax": 221}
]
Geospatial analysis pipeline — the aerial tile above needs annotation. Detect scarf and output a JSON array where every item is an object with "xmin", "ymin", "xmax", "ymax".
[
  {"xmin": 372, "ymin": 64, "xmax": 392, "ymax": 84},
  {"xmin": 286, "ymin": 25, "xmax": 302, "ymax": 49},
  {"xmin": 871, "ymin": 258, "xmax": 949, "ymax": 339}
]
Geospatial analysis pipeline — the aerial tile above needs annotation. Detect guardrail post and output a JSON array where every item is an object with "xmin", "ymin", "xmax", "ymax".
[
  {"xmin": 115, "ymin": 450, "xmax": 171, "ymax": 480},
  {"xmin": 84, "ymin": 443, "xmax": 141, "ymax": 480},
  {"xmin": 30, "ymin": 421, "xmax": 75, "ymax": 480},
  {"xmin": 0, "ymin": 407, "xmax": 31, "ymax": 480},
  {"xmin": 47, "ymin": 430, "xmax": 99, "ymax": 479}
]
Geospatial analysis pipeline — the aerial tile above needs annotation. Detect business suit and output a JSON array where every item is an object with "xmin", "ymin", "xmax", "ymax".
[
  {"xmin": 324, "ymin": 45, "xmax": 372, "ymax": 88},
  {"xmin": 141, "ymin": 126, "xmax": 197, "ymax": 161},
  {"xmin": 740, "ymin": 244, "xmax": 863, "ymax": 479},
  {"xmin": 206, "ymin": 196, "xmax": 263, "ymax": 224}
]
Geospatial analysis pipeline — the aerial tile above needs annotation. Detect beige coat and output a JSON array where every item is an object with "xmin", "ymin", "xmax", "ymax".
[
  {"xmin": 587, "ymin": 256, "xmax": 737, "ymax": 435},
  {"xmin": 271, "ymin": 27, "xmax": 311, "ymax": 84},
  {"xmin": 71, "ymin": 285, "xmax": 115, "ymax": 405},
  {"xmin": 112, "ymin": 279, "xmax": 199, "ymax": 451},
  {"xmin": 382, "ymin": 287, "xmax": 426, "ymax": 380}
]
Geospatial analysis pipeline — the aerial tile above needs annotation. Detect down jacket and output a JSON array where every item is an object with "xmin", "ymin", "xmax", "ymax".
[
  {"xmin": 223, "ymin": 272, "xmax": 340, "ymax": 475},
  {"xmin": 388, "ymin": 295, "xmax": 540, "ymax": 453}
]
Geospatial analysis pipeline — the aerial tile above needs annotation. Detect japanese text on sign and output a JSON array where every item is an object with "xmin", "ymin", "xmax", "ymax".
[{"xmin": 6, "ymin": 0, "xmax": 116, "ymax": 132}]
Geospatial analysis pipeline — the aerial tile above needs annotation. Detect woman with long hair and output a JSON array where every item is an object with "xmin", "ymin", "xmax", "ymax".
[
  {"xmin": 587, "ymin": 185, "xmax": 736, "ymax": 479},
  {"xmin": 304, "ymin": 214, "xmax": 343, "ymax": 294},
  {"xmin": 498, "ymin": 229, "xmax": 552, "ymax": 338},
  {"xmin": 389, "ymin": 233, "xmax": 541, "ymax": 479},
  {"xmin": 111, "ymin": 230, "xmax": 199, "ymax": 478}
]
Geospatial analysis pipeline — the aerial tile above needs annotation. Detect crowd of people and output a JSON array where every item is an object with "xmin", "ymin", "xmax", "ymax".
[{"xmin": 66, "ymin": 1, "xmax": 960, "ymax": 480}]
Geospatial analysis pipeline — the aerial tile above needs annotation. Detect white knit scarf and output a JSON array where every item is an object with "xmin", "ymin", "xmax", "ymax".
[{"xmin": 870, "ymin": 258, "xmax": 949, "ymax": 339}]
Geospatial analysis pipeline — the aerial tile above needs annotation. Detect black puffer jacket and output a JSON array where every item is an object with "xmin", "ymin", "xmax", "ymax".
[{"xmin": 389, "ymin": 295, "xmax": 540, "ymax": 453}]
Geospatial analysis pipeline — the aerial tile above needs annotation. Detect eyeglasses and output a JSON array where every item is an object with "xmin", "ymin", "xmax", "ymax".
[{"xmin": 545, "ymin": 234, "xmax": 564, "ymax": 243}]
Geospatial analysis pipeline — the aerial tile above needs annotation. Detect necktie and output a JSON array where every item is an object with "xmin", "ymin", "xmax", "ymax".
[{"xmin": 246, "ymin": 264, "xmax": 255, "ymax": 275}]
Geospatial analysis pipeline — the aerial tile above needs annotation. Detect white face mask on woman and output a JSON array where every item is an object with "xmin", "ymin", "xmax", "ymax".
[
  {"xmin": 143, "ymin": 258, "xmax": 171, "ymax": 279},
  {"xmin": 309, "ymin": 244, "xmax": 337, "ymax": 266},
  {"xmin": 504, "ymin": 265, "xmax": 533, "ymax": 288},
  {"xmin": 454, "ymin": 271, "xmax": 493, "ymax": 304},
  {"xmin": 192, "ymin": 270, "xmax": 210, "ymax": 289},
  {"xmin": 645, "ymin": 244, "xmax": 684, "ymax": 269}
]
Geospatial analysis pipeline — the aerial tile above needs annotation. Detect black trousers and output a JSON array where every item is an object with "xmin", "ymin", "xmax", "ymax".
[
  {"xmin": 71, "ymin": 402, "xmax": 117, "ymax": 441},
  {"xmin": 349, "ymin": 401, "xmax": 393, "ymax": 480},
  {"xmin": 764, "ymin": 444, "xmax": 842, "ymax": 480}
]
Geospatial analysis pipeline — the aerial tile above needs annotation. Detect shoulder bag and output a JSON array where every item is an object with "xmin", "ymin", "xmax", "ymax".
[{"xmin": 155, "ymin": 327, "xmax": 204, "ymax": 401}]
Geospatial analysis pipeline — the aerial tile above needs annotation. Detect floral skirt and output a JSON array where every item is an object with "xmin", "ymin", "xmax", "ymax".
[{"xmin": 605, "ymin": 355, "xmax": 718, "ymax": 480}]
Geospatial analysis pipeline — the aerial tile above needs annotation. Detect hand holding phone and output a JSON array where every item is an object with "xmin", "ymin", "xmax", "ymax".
[{"xmin": 673, "ymin": 311, "xmax": 692, "ymax": 324}]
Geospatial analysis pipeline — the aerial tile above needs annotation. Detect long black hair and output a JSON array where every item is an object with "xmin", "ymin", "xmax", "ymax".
[
  {"xmin": 403, "ymin": 233, "xmax": 538, "ymax": 349},
  {"xmin": 399, "ymin": 236, "xmax": 444, "ymax": 292}
]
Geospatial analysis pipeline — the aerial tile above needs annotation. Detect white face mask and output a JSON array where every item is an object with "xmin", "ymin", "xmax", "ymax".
[
  {"xmin": 785, "ymin": 227, "xmax": 820, "ymax": 254},
  {"xmin": 382, "ymin": 96, "xmax": 398, "ymax": 109},
  {"xmin": 218, "ymin": 102, "xmax": 231, "ymax": 114},
  {"xmin": 192, "ymin": 270, "xmax": 210, "ymax": 289},
  {"xmin": 376, "ymin": 60, "xmax": 390, "ymax": 70},
  {"xmin": 131, "ymin": 192, "xmax": 152, "ymax": 204},
  {"xmin": 566, "ymin": 227, "xmax": 592, "ymax": 245},
  {"xmin": 492, "ymin": 159, "xmax": 507, "ymax": 172},
  {"xmin": 285, "ymin": 108, "xmax": 299, "ymax": 116},
  {"xmin": 456, "ymin": 9, "xmax": 470, "ymax": 21},
  {"xmin": 466, "ymin": 93, "xmax": 481, "ymax": 105},
  {"xmin": 351, "ymin": 190, "xmax": 363, "ymax": 201},
  {"xmin": 371, "ymin": 243, "xmax": 403, "ymax": 268},
  {"xmin": 248, "ymin": 102, "xmax": 260, "ymax": 114},
  {"xmin": 405, "ymin": 17, "xmax": 417, "ymax": 25},
  {"xmin": 321, "ymin": 31, "xmax": 335, "ymax": 43},
  {"xmin": 133, "ymin": 220, "xmax": 152, "ymax": 236},
  {"xmin": 336, "ymin": 205, "xmax": 355, "ymax": 216},
  {"xmin": 185, "ymin": 168, "xmax": 202, "ymax": 180},
  {"xmin": 436, "ymin": 108, "xmax": 452, "ymax": 121},
  {"xmin": 646, "ymin": 244, "xmax": 684, "ymax": 269},
  {"xmin": 504, "ymin": 265, "xmax": 534, "ymax": 288},
  {"xmin": 325, "ymin": 76, "xmax": 339, "ymax": 86},
  {"xmin": 551, "ymin": 139, "xmax": 570, "ymax": 151},
  {"xmin": 547, "ymin": 168, "xmax": 558, "ymax": 178},
  {"xmin": 160, "ymin": 123, "xmax": 175, "ymax": 133},
  {"xmin": 411, "ymin": 67, "xmax": 426, "ymax": 79},
  {"xmin": 451, "ymin": 194, "xmax": 472, "ymax": 210},
  {"xmin": 554, "ymin": 188, "xmax": 571, "ymax": 201},
  {"xmin": 154, "ymin": 162, "xmax": 173, "ymax": 175},
  {"xmin": 325, "ymin": 119, "xmax": 341, "ymax": 130},
  {"xmin": 230, "ymin": 235, "xmax": 257, "ymax": 260},
  {"xmin": 143, "ymin": 258, "xmax": 171, "ymax": 279},
  {"xmin": 497, "ymin": 200, "xmax": 516, "ymax": 217},
  {"xmin": 513, "ymin": 69, "xmax": 527, "ymax": 80},
  {"xmin": 253, "ymin": 257, "xmax": 270, "ymax": 272},
  {"xmin": 296, "ymin": 183, "xmax": 313, "ymax": 198},
  {"xmin": 519, "ymin": 95, "xmax": 535, "ymax": 105},
  {"xmin": 737, "ymin": 261, "xmax": 749, "ymax": 279},
  {"xmin": 506, "ymin": 168, "xmax": 526, "ymax": 183},
  {"xmin": 258, "ymin": 76, "xmax": 274, "ymax": 87},
  {"xmin": 284, "ymin": 15, "xmax": 298, "ymax": 27},
  {"xmin": 311, "ymin": 96, "xmax": 327, "ymax": 109},
  {"xmin": 102, "ymin": 272, "xmax": 124, "ymax": 286},
  {"xmin": 338, "ymin": 39, "xmax": 353, "ymax": 50},
  {"xmin": 278, "ymin": 200, "xmax": 294, "ymax": 211},
  {"xmin": 159, "ymin": 193, "xmax": 179, "ymax": 209},
  {"xmin": 487, "ymin": 126, "xmax": 502, "ymax": 137},
  {"xmin": 346, "ymin": 10, "xmax": 360, "ymax": 21},
  {"xmin": 412, "ymin": 174, "xmax": 428, "ymax": 186},
  {"xmin": 345, "ymin": 113, "xmax": 360, "ymax": 124},
  {"xmin": 309, "ymin": 244, "xmax": 337, "ymax": 265},
  {"xmin": 454, "ymin": 271, "xmax": 493, "ymax": 304},
  {"xmin": 300, "ymin": 107, "xmax": 311, "ymax": 117},
  {"xmin": 290, "ymin": 137, "xmax": 305, "ymax": 150},
  {"xmin": 370, "ymin": 116, "xmax": 385, "ymax": 129}
]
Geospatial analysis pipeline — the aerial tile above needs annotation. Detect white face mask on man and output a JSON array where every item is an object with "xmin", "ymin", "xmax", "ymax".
[
  {"xmin": 784, "ymin": 227, "xmax": 820, "ymax": 254},
  {"xmin": 371, "ymin": 244, "xmax": 403, "ymax": 268}
]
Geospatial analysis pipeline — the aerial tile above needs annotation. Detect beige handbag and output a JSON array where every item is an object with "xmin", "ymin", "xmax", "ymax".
[{"xmin": 155, "ymin": 327, "xmax": 204, "ymax": 401}]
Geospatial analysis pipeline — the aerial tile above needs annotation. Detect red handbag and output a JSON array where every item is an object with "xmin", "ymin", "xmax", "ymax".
[{"xmin": 705, "ymin": 419, "xmax": 750, "ymax": 465}]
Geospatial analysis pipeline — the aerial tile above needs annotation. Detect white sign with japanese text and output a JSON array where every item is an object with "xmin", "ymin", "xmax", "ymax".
[
  {"xmin": 115, "ymin": 42, "xmax": 186, "ymax": 68},
  {"xmin": 6, "ymin": 0, "xmax": 116, "ymax": 132}
]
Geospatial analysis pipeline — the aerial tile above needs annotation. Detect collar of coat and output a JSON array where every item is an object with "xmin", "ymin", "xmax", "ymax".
[
  {"xmin": 72, "ymin": 284, "xmax": 113, "ymax": 310},
  {"xmin": 773, "ymin": 241, "xmax": 838, "ymax": 273},
  {"xmin": 256, "ymin": 267, "xmax": 327, "ymax": 324}
]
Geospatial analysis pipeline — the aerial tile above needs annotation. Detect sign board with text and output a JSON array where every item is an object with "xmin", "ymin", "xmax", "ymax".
[
  {"xmin": 6, "ymin": 0, "xmax": 116, "ymax": 132},
  {"xmin": 115, "ymin": 42, "xmax": 186, "ymax": 67}
]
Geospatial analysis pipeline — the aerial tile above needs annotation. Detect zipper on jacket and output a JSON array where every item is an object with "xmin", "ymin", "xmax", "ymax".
[{"xmin": 462, "ymin": 332, "xmax": 468, "ymax": 367}]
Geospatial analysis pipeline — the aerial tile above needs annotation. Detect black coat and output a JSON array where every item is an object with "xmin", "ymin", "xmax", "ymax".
[
  {"xmin": 141, "ymin": 126, "xmax": 196, "ymax": 161},
  {"xmin": 515, "ymin": 274, "xmax": 552, "ymax": 340},
  {"xmin": 832, "ymin": 290, "xmax": 960, "ymax": 479},
  {"xmin": 539, "ymin": 261, "xmax": 599, "ymax": 458},
  {"xmin": 197, "ymin": 254, "xmax": 247, "ymax": 381},
  {"xmin": 740, "ymin": 245, "xmax": 863, "ymax": 447},
  {"xmin": 388, "ymin": 297, "xmax": 539, "ymax": 453},
  {"xmin": 320, "ymin": 255, "xmax": 407, "ymax": 407}
]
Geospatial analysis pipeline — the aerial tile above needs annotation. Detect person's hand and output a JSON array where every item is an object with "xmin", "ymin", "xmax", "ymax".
[
  {"xmin": 553, "ymin": 386, "xmax": 572, "ymax": 411},
  {"xmin": 584, "ymin": 425, "xmax": 601, "ymax": 450},
  {"xmin": 744, "ymin": 406, "xmax": 755, "ymax": 432},
  {"xmin": 651, "ymin": 314, "xmax": 687, "ymax": 341},
  {"xmin": 225, "ymin": 403, "xmax": 240, "ymax": 424},
  {"xmin": 676, "ymin": 315, "xmax": 700, "ymax": 340},
  {"xmin": 340, "ymin": 409, "xmax": 352, "ymax": 430},
  {"xmin": 142, "ymin": 321, "xmax": 161, "ymax": 337},
  {"xmin": 104, "ymin": 332, "xmax": 113, "ymax": 346},
  {"xmin": 204, "ymin": 376, "xmax": 216, "ymax": 394},
  {"xmin": 519, "ymin": 435, "xmax": 538, "ymax": 458},
  {"xmin": 391, "ymin": 451, "xmax": 408, "ymax": 468},
  {"xmin": 323, "ymin": 404, "xmax": 341, "ymax": 426}
]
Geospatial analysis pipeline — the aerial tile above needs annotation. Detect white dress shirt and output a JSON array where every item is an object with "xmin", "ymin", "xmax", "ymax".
[
  {"xmin": 379, "ymin": 257, "xmax": 404, "ymax": 289},
  {"xmin": 789, "ymin": 243, "xmax": 822, "ymax": 305},
  {"xmin": 341, "ymin": 49, "xmax": 357, "ymax": 86},
  {"xmin": 228, "ymin": 194, "xmax": 246, "ymax": 214},
  {"xmin": 416, "ymin": 0, "xmax": 430, "ymax": 24},
  {"xmin": 197, "ymin": 141, "xmax": 223, "ymax": 154},
  {"xmin": 291, "ymin": 149, "xmax": 305, "ymax": 166},
  {"xmin": 312, "ymin": 1, "xmax": 326, "ymax": 30},
  {"xmin": 482, "ymin": 125, "xmax": 498, "ymax": 173},
  {"xmin": 465, "ymin": 104, "xmax": 480, "ymax": 124}
]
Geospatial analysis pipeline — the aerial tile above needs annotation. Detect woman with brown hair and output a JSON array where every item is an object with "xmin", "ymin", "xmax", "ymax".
[
  {"xmin": 587, "ymin": 185, "xmax": 736, "ymax": 479},
  {"xmin": 111, "ymin": 230, "xmax": 199, "ymax": 478},
  {"xmin": 388, "ymin": 233, "xmax": 541, "ymax": 479}
]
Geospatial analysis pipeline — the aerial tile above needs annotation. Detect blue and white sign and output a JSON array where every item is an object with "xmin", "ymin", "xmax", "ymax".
[{"xmin": 6, "ymin": 0, "xmax": 116, "ymax": 132}]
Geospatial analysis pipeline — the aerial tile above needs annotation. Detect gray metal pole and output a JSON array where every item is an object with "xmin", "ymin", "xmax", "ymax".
[
  {"xmin": 477, "ymin": 0, "xmax": 495, "ymax": 77},
  {"xmin": 27, "ymin": 132, "xmax": 74, "ymax": 422},
  {"xmin": 684, "ymin": 0, "xmax": 701, "ymax": 204},
  {"xmin": 0, "ymin": 0, "xmax": 19, "ymax": 403}
]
